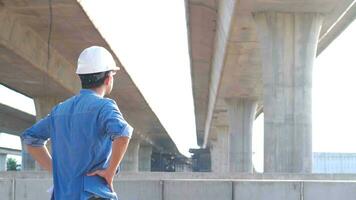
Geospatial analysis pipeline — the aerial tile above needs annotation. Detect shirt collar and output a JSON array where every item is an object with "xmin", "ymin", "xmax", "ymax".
[{"xmin": 79, "ymin": 89, "xmax": 101, "ymax": 97}]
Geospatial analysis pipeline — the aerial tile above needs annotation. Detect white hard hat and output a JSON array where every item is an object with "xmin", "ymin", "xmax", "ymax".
[{"xmin": 76, "ymin": 46, "xmax": 120, "ymax": 74}]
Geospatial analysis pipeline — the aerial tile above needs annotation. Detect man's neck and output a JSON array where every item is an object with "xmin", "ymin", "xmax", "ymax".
[{"xmin": 90, "ymin": 87, "xmax": 106, "ymax": 97}]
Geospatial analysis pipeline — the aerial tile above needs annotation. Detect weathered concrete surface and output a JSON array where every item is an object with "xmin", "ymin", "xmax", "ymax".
[
  {"xmin": 139, "ymin": 145, "xmax": 152, "ymax": 171},
  {"xmin": 15, "ymin": 178, "xmax": 52, "ymax": 200},
  {"xmin": 254, "ymin": 12, "xmax": 323, "ymax": 173},
  {"xmin": 226, "ymin": 98, "xmax": 257, "ymax": 173},
  {"xmin": 186, "ymin": 0, "xmax": 217, "ymax": 146},
  {"xmin": 121, "ymin": 139, "xmax": 140, "ymax": 172},
  {"xmin": 0, "ymin": 103, "xmax": 35, "ymax": 135},
  {"xmin": 114, "ymin": 180, "xmax": 162, "ymax": 200},
  {"xmin": 0, "ymin": 147, "xmax": 21, "ymax": 156},
  {"xmin": 234, "ymin": 181, "xmax": 301, "ymax": 200},
  {"xmin": 304, "ymin": 182, "xmax": 356, "ymax": 200},
  {"xmin": 164, "ymin": 180, "xmax": 232, "ymax": 200},
  {"xmin": 0, "ymin": 153, "xmax": 6, "ymax": 171},
  {"xmin": 0, "ymin": 178, "xmax": 13, "ymax": 200},
  {"xmin": 210, "ymin": 126, "xmax": 229, "ymax": 173},
  {"xmin": 4, "ymin": 171, "xmax": 356, "ymax": 181},
  {"xmin": 1, "ymin": 173, "xmax": 356, "ymax": 200}
]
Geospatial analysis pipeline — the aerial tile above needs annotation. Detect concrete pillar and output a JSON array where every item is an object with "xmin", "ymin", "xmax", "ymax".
[
  {"xmin": 210, "ymin": 126, "xmax": 229, "ymax": 173},
  {"xmin": 120, "ymin": 139, "xmax": 140, "ymax": 172},
  {"xmin": 22, "ymin": 97, "xmax": 59, "ymax": 171},
  {"xmin": 226, "ymin": 98, "xmax": 257, "ymax": 173},
  {"xmin": 0, "ymin": 153, "xmax": 7, "ymax": 171},
  {"xmin": 139, "ymin": 145, "xmax": 152, "ymax": 171},
  {"xmin": 254, "ymin": 12, "xmax": 323, "ymax": 173},
  {"xmin": 21, "ymin": 140, "xmax": 36, "ymax": 171}
]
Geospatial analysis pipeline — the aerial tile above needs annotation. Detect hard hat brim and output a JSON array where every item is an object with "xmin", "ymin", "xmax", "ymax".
[{"xmin": 112, "ymin": 66, "xmax": 121, "ymax": 71}]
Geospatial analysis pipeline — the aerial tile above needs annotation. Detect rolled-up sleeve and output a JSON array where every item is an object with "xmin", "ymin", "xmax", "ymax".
[
  {"xmin": 21, "ymin": 115, "xmax": 51, "ymax": 147},
  {"xmin": 99, "ymin": 99, "xmax": 133, "ymax": 140}
]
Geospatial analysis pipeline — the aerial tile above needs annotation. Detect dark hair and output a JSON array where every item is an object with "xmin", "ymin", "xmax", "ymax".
[{"xmin": 79, "ymin": 71, "xmax": 111, "ymax": 89}]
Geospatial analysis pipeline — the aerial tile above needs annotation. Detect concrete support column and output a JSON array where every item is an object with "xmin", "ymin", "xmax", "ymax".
[
  {"xmin": 210, "ymin": 126, "xmax": 229, "ymax": 173},
  {"xmin": 121, "ymin": 139, "xmax": 140, "ymax": 172},
  {"xmin": 139, "ymin": 145, "xmax": 152, "ymax": 171},
  {"xmin": 0, "ymin": 153, "xmax": 7, "ymax": 171},
  {"xmin": 22, "ymin": 97, "xmax": 59, "ymax": 171},
  {"xmin": 21, "ymin": 140, "xmax": 36, "ymax": 171},
  {"xmin": 254, "ymin": 12, "xmax": 323, "ymax": 173},
  {"xmin": 226, "ymin": 98, "xmax": 257, "ymax": 173}
]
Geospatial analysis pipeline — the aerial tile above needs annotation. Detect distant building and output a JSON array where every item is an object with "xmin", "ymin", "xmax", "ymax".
[{"xmin": 313, "ymin": 152, "xmax": 356, "ymax": 173}]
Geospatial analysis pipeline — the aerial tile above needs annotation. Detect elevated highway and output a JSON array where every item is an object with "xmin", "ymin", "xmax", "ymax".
[
  {"xmin": 187, "ymin": 0, "xmax": 356, "ymax": 172},
  {"xmin": 0, "ymin": 0, "xmax": 179, "ymax": 171}
]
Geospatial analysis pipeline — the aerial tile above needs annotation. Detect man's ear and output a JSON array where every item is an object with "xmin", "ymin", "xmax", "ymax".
[{"xmin": 104, "ymin": 76, "xmax": 110, "ymax": 85}]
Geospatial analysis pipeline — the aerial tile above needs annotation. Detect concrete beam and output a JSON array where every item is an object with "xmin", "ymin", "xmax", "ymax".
[
  {"xmin": 0, "ymin": 8, "xmax": 80, "ymax": 97},
  {"xmin": 203, "ymin": 0, "xmax": 238, "ymax": 147},
  {"xmin": 186, "ymin": 0, "xmax": 217, "ymax": 146},
  {"xmin": 0, "ymin": 103, "xmax": 35, "ymax": 135},
  {"xmin": 0, "ymin": 147, "xmax": 21, "ymax": 156},
  {"xmin": 318, "ymin": 1, "xmax": 356, "ymax": 55}
]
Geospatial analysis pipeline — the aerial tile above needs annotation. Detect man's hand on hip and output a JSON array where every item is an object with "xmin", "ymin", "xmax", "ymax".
[{"xmin": 87, "ymin": 169, "xmax": 115, "ymax": 192}]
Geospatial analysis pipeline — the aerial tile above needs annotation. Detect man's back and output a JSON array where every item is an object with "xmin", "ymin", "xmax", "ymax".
[
  {"xmin": 23, "ymin": 89, "xmax": 132, "ymax": 199},
  {"xmin": 22, "ymin": 46, "xmax": 132, "ymax": 200}
]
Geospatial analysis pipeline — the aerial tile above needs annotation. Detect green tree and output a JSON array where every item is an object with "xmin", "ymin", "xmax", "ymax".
[{"xmin": 6, "ymin": 158, "xmax": 17, "ymax": 171}]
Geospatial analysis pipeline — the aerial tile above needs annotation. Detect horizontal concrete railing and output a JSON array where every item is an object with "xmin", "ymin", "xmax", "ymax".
[{"xmin": 1, "ymin": 172, "xmax": 356, "ymax": 200}]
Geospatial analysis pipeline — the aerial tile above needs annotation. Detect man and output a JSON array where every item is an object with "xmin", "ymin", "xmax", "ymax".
[{"xmin": 21, "ymin": 46, "xmax": 133, "ymax": 200}]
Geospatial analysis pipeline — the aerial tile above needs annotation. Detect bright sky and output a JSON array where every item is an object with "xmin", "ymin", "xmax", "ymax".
[
  {"xmin": 78, "ymin": 0, "xmax": 198, "ymax": 156},
  {"xmin": 0, "ymin": 3, "xmax": 354, "ymax": 162}
]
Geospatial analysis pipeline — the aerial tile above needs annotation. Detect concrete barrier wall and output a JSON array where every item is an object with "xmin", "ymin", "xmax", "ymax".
[
  {"xmin": 114, "ymin": 180, "xmax": 162, "ymax": 200},
  {"xmin": 164, "ymin": 180, "xmax": 232, "ymax": 200},
  {"xmin": 15, "ymin": 179, "xmax": 52, "ymax": 200},
  {"xmin": 1, "ymin": 174, "xmax": 356, "ymax": 200},
  {"xmin": 0, "ymin": 178, "xmax": 13, "ymax": 200},
  {"xmin": 234, "ymin": 181, "xmax": 301, "ymax": 200},
  {"xmin": 303, "ymin": 182, "xmax": 356, "ymax": 200}
]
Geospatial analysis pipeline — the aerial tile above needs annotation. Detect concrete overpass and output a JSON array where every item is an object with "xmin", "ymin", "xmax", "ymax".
[
  {"xmin": 187, "ymin": 0, "xmax": 356, "ymax": 173},
  {"xmin": 0, "ymin": 102, "xmax": 35, "ymax": 135},
  {"xmin": 0, "ymin": 146, "xmax": 21, "ymax": 171},
  {"xmin": 0, "ymin": 0, "xmax": 179, "ymax": 172}
]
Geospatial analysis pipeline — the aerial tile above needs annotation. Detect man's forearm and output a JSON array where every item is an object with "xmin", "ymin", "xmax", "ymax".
[
  {"xmin": 26, "ymin": 145, "xmax": 52, "ymax": 172},
  {"xmin": 107, "ymin": 137, "xmax": 130, "ymax": 174}
]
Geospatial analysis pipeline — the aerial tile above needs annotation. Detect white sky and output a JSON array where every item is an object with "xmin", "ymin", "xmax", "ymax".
[
  {"xmin": 78, "ymin": 0, "xmax": 198, "ymax": 156},
  {"xmin": 0, "ymin": 3, "xmax": 354, "ymax": 162}
]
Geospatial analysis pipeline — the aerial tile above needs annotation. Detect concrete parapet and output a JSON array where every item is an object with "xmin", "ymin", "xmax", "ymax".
[
  {"xmin": 304, "ymin": 182, "xmax": 356, "ymax": 200},
  {"xmin": 234, "ymin": 181, "xmax": 301, "ymax": 200},
  {"xmin": 1, "ymin": 173, "xmax": 356, "ymax": 200},
  {"xmin": 0, "ymin": 178, "xmax": 13, "ymax": 200},
  {"xmin": 15, "ymin": 178, "xmax": 53, "ymax": 200},
  {"xmin": 164, "ymin": 180, "xmax": 232, "ymax": 200},
  {"xmin": 114, "ymin": 180, "xmax": 162, "ymax": 200}
]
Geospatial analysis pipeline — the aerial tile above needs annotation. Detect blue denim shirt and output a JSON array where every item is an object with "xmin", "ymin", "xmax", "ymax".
[{"xmin": 21, "ymin": 89, "xmax": 133, "ymax": 200}]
